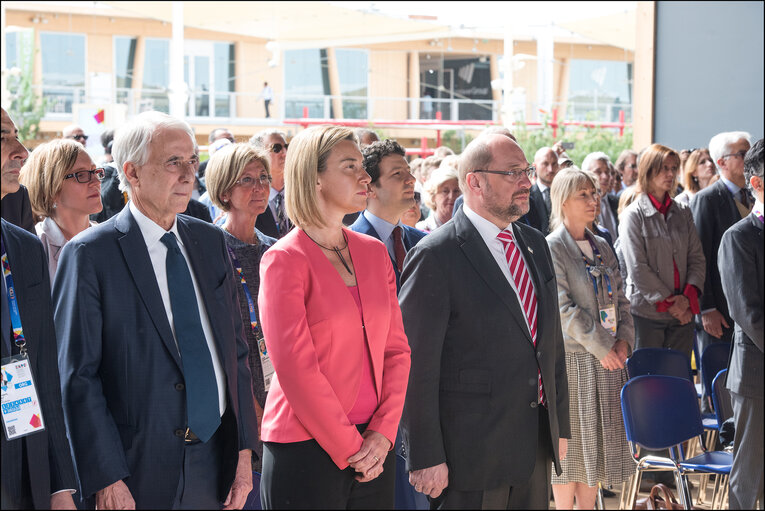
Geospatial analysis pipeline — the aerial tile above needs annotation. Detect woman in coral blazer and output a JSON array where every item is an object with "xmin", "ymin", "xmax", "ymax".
[{"xmin": 258, "ymin": 125, "xmax": 411, "ymax": 509}]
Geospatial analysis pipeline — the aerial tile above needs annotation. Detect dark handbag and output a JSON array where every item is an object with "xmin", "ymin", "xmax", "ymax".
[{"xmin": 634, "ymin": 482, "xmax": 688, "ymax": 510}]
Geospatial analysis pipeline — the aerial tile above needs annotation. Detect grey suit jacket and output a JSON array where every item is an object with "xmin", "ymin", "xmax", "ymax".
[
  {"xmin": 399, "ymin": 208, "xmax": 569, "ymax": 492},
  {"xmin": 719, "ymin": 213, "xmax": 763, "ymax": 398}
]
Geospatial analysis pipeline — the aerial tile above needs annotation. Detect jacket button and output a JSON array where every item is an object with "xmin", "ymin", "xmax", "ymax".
[
  {"xmin": 175, "ymin": 383, "xmax": 185, "ymax": 391},
  {"xmin": 174, "ymin": 429, "xmax": 185, "ymax": 438},
  {"xmin": 530, "ymin": 402, "xmax": 538, "ymax": 409},
  {"xmin": 537, "ymin": 351, "xmax": 542, "ymax": 358}
]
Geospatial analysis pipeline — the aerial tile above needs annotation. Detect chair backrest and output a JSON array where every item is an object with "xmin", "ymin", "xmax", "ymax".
[
  {"xmin": 701, "ymin": 342, "xmax": 730, "ymax": 401},
  {"xmin": 621, "ymin": 375, "xmax": 704, "ymax": 451},
  {"xmin": 626, "ymin": 348, "xmax": 693, "ymax": 381},
  {"xmin": 711, "ymin": 369, "xmax": 733, "ymax": 428}
]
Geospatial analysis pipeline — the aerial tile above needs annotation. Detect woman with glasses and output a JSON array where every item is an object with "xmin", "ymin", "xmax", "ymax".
[
  {"xmin": 675, "ymin": 148, "xmax": 718, "ymax": 206},
  {"xmin": 416, "ymin": 165, "xmax": 461, "ymax": 232},
  {"xmin": 616, "ymin": 144, "xmax": 705, "ymax": 355},
  {"xmin": 546, "ymin": 168, "xmax": 634, "ymax": 510},
  {"xmin": 204, "ymin": 143, "xmax": 277, "ymax": 470},
  {"xmin": 257, "ymin": 125, "xmax": 410, "ymax": 509},
  {"xmin": 19, "ymin": 138, "xmax": 103, "ymax": 281}
]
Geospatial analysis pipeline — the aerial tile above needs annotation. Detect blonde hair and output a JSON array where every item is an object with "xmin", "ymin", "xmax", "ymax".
[
  {"xmin": 636, "ymin": 144, "xmax": 680, "ymax": 195},
  {"xmin": 681, "ymin": 148, "xmax": 711, "ymax": 194},
  {"xmin": 20, "ymin": 138, "xmax": 84, "ymax": 219},
  {"xmin": 549, "ymin": 167, "xmax": 598, "ymax": 231},
  {"xmin": 618, "ymin": 185, "xmax": 639, "ymax": 218},
  {"xmin": 205, "ymin": 143, "xmax": 271, "ymax": 212},
  {"xmin": 284, "ymin": 125, "xmax": 358, "ymax": 229}
]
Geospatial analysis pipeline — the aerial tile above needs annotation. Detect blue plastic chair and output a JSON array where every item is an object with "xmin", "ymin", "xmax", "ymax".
[
  {"xmin": 711, "ymin": 369, "xmax": 733, "ymax": 430},
  {"xmin": 701, "ymin": 343, "xmax": 730, "ymax": 411},
  {"xmin": 626, "ymin": 347, "xmax": 693, "ymax": 380},
  {"xmin": 620, "ymin": 375, "xmax": 733, "ymax": 509}
]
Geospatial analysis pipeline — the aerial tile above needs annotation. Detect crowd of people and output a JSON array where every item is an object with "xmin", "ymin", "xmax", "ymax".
[{"xmin": 1, "ymin": 104, "xmax": 762, "ymax": 511}]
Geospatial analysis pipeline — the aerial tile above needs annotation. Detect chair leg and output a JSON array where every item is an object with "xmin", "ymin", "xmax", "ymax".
[
  {"xmin": 697, "ymin": 473, "xmax": 710, "ymax": 506},
  {"xmin": 675, "ymin": 471, "xmax": 693, "ymax": 510},
  {"xmin": 596, "ymin": 482, "xmax": 605, "ymax": 510},
  {"xmin": 623, "ymin": 470, "xmax": 641, "ymax": 510}
]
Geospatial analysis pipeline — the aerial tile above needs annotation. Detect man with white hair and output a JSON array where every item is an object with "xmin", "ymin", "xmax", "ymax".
[
  {"xmin": 582, "ymin": 152, "xmax": 620, "ymax": 240},
  {"xmin": 54, "ymin": 111, "xmax": 258, "ymax": 509},
  {"xmin": 62, "ymin": 124, "xmax": 88, "ymax": 147},
  {"xmin": 691, "ymin": 131, "xmax": 752, "ymax": 411},
  {"xmin": 250, "ymin": 129, "xmax": 291, "ymax": 238}
]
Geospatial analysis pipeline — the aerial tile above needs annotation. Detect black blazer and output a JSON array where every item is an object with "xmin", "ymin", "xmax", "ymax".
[
  {"xmin": 349, "ymin": 211, "xmax": 427, "ymax": 291},
  {"xmin": 525, "ymin": 183, "xmax": 550, "ymax": 235},
  {"xmin": 1, "ymin": 185, "xmax": 35, "ymax": 234},
  {"xmin": 690, "ymin": 179, "xmax": 743, "ymax": 317},
  {"xmin": 53, "ymin": 208, "xmax": 259, "ymax": 508},
  {"xmin": 719, "ymin": 213, "xmax": 763, "ymax": 399},
  {"xmin": 399, "ymin": 208, "xmax": 570, "ymax": 491},
  {"xmin": 255, "ymin": 207, "xmax": 280, "ymax": 239},
  {"xmin": 0, "ymin": 219, "xmax": 77, "ymax": 508}
]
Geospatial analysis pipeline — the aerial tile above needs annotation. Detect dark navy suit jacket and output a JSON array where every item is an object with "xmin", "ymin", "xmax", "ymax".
[
  {"xmin": 53, "ymin": 207, "xmax": 259, "ymax": 508},
  {"xmin": 349, "ymin": 211, "xmax": 427, "ymax": 291},
  {"xmin": 0, "ymin": 219, "xmax": 77, "ymax": 509}
]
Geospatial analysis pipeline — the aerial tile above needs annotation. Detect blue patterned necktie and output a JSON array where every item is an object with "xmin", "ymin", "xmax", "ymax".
[
  {"xmin": 274, "ymin": 191, "xmax": 290, "ymax": 237},
  {"xmin": 160, "ymin": 232, "xmax": 220, "ymax": 442}
]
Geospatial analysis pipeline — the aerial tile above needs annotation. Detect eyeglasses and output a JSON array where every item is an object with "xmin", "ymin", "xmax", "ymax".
[
  {"xmin": 64, "ymin": 168, "xmax": 105, "ymax": 183},
  {"xmin": 235, "ymin": 174, "xmax": 272, "ymax": 189},
  {"xmin": 269, "ymin": 143, "xmax": 288, "ymax": 154},
  {"xmin": 722, "ymin": 150, "xmax": 747, "ymax": 160},
  {"xmin": 472, "ymin": 165, "xmax": 535, "ymax": 181},
  {"xmin": 625, "ymin": 163, "xmax": 638, "ymax": 169},
  {"xmin": 68, "ymin": 134, "xmax": 88, "ymax": 142},
  {"xmin": 164, "ymin": 157, "xmax": 200, "ymax": 173},
  {"xmin": 413, "ymin": 191, "xmax": 421, "ymax": 203}
]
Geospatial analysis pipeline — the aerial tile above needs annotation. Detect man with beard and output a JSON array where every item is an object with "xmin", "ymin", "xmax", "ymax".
[{"xmin": 399, "ymin": 134, "xmax": 570, "ymax": 509}]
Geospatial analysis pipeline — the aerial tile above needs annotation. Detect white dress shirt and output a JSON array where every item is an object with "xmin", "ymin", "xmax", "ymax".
[
  {"xmin": 129, "ymin": 202, "xmax": 227, "ymax": 416},
  {"xmin": 363, "ymin": 210, "xmax": 404, "ymax": 261},
  {"xmin": 463, "ymin": 203, "xmax": 536, "ymax": 337},
  {"xmin": 35, "ymin": 217, "xmax": 96, "ymax": 284}
]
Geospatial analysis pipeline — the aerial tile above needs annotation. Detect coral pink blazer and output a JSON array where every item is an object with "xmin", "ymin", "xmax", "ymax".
[{"xmin": 258, "ymin": 228, "xmax": 411, "ymax": 469}]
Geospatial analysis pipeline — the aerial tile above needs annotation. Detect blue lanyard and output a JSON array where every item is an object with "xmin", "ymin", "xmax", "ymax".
[
  {"xmin": 1, "ymin": 239, "xmax": 27, "ymax": 355},
  {"xmin": 226, "ymin": 247, "xmax": 263, "ymax": 341},
  {"xmin": 579, "ymin": 234, "xmax": 613, "ymax": 302}
]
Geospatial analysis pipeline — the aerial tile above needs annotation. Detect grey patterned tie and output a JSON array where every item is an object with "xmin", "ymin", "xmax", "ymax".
[{"xmin": 274, "ymin": 191, "xmax": 289, "ymax": 237}]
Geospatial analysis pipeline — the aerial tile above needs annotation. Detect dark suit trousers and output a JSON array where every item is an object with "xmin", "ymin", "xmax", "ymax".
[
  {"xmin": 729, "ymin": 392, "xmax": 764, "ymax": 510},
  {"xmin": 429, "ymin": 407, "xmax": 553, "ymax": 510},
  {"xmin": 261, "ymin": 425, "xmax": 395, "ymax": 509},
  {"xmin": 0, "ymin": 440, "xmax": 34, "ymax": 510},
  {"xmin": 172, "ymin": 425, "xmax": 226, "ymax": 509}
]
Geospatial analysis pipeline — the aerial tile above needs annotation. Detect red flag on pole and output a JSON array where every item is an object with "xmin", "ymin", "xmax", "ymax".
[{"xmin": 94, "ymin": 109, "xmax": 105, "ymax": 124}]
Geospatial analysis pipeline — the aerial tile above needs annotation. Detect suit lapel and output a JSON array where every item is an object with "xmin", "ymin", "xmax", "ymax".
[
  {"xmin": 454, "ymin": 211, "xmax": 533, "ymax": 345},
  {"xmin": 115, "ymin": 208, "xmax": 182, "ymax": 370},
  {"xmin": 716, "ymin": 180, "xmax": 740, "ymax": 222}
]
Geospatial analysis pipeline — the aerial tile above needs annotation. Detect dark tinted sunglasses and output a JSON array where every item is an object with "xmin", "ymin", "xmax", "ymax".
[
  {"xmin": 269, "ymin": 143, "xmax": 288, "ymax": 154},
  {"xmin": 414, "ymin": 191, "xmax": 421, "ymax": 203},
  {"xmin": 69, "ymin": 134, "xmax": 88, "ymax": 142}
]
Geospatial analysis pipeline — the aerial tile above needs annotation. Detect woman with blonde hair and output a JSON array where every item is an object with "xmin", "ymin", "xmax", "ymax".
[
  {"xmin": 616, "ymin": 144, "xmax": 705, "ymax": 354},
  {"xmin": 19, "ymin": 138, "xmax": 103, "ymax": 281},
  {"xmin": 204, "ymin": 142, "xmax": 277, "ymax": 470},
  {"xmin": 546, "ymin": 168, "xmax": 635, "ymax": 510},
  {"xmin": 257, "ymin": 125, "xmax": 411, "ymax": 509},
  {"xmin": 416, "ymin": 165, "xmax": 461, "ymax": 232},
  {"xmin": 675, "ymin": 148, "xmax": 717, "ymax": 206}
]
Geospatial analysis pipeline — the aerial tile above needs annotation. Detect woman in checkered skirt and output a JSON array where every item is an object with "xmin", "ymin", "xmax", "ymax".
[{"xmin": 545, "ymin": 168, "xmax": 635, "ymax": 509}]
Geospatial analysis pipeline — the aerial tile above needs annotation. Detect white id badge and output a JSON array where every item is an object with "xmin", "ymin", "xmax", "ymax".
[
  {"xmin": 257, "ymin": 336, "xmax": 276, "ymax": 392},
  {"xmin": 599, "ymin": 305, "xmax": 618, "ymax": 336},
  {"xmin": 1, "ymin": 354, "xmax": 45, "ymax": 440}
]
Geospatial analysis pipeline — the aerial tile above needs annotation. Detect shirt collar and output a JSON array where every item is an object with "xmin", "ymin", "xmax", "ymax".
[
  {"xmin": 536, "ymin": 181, "xmax": 549, "ymax": 194},
  {"xmin": 128, "ymin": 201, "xmax": 181, "ymax": 250},
  {"xmin": 38, "ymin": 217, "xmax": 68, "ymax": 248},
  {"xmin": 719, "ymin": 175, "xmax": 741, "ymax": 196},
  {"xmin": 463, "ymin": 203, "xmax": 512, "ymax": 242},
  {"xmin": 363, "ymin": 210, "xmax": 400, "ymax": 242},
  {"xmin": 753, "ymin": 200, "xmax": 764, "ymax": 219},
  {"xmin": 268, "ymin": 186, "xmax": 281, "ymax": 202}
]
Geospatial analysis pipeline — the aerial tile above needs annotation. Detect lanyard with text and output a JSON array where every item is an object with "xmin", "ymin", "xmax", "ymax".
[
  {"xmin": 1, "ymin": 238, "xmax": 46, "ymax": 440},
  {"xmin": 227, "ymin": 246, "xmax": 275, "ymax": 392},
  {"xmin": 579, "ymin": 234, "xmax": 617, "ymax": 336}
]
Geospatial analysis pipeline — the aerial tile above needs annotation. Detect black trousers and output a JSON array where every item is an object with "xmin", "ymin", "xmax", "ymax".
[
  {"xmin": 261, "ymin": 426, "xmax": 395, "ymax": 509},
  {"xmin": 429, "ymin": 407, "xmax": 554, "ymax": 510}
]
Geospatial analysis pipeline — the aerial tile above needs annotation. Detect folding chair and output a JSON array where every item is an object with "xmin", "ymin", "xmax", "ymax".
[{"xmin": 620, "ymin": 375, "xmax": 732, "ymax": 510}]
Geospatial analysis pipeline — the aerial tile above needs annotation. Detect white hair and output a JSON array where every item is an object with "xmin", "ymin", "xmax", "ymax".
[
  {"xmin": 581, "ymin": 151, "xmax": 611, "ymax": 172},
  {"xmin": 709, "ymin": 131, "xmax": 751, "ymax": 170},
  {"xmin": 112, "ymin": 111, "xmax": 195, "ymax": 195},
  {"xmin": 249, "ymin": 129, "xmax": 287, "ymax": 149}
]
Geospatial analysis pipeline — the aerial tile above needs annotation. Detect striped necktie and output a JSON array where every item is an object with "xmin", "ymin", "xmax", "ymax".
[{"xmin": 497, "ymin": 228, "xmax": 546, "ymax": 406}]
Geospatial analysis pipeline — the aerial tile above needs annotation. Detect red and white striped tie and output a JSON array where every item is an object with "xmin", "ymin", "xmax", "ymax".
[{"xmin": 497, "ymin": 228, "xmax": 546, "ymax": 406}]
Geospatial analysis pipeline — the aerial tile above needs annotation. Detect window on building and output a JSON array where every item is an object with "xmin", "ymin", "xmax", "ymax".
[
  {"xmin": 284, "ymin": 49, "xmax": 331, "ymax": 118},
  {"xmin": 335, "ymin": 49, "xmax": 368, "ymax": 119},
  {"xmin": 213, "ymin": 42, "xmax": 235, "ymax": 117},
  {"xmin": 114, "ymin": 36, "xmax": 136, "ymax": 107},
  {"xmin": 40, "ymin": 32, "xmax": 86, "ymax": 113},
  {"xmin": 567, "ymin": 59, "xmax": 632, "ymax": 122},
  {"xmin": 142, "ymin": 38, "xmax": 170, "ymax": 113}
]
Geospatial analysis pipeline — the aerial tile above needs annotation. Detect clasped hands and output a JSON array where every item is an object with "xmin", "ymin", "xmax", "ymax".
[
  {"xmin": 347, "ymin": 430, "xmax": 392, "ymax": 483},
  {"xmin": 666, "ymin": 294, "xmax": 693, "ymax": 325},
  {"xmin": 600, "ymin": 339, "xmax": 631, "ymax": 370}
]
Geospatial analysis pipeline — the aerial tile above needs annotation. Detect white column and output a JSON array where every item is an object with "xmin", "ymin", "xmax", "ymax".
[
  {"xmin": 502, "ymin": 23, "xmax": 514, "ymax": 129},
  {"xmin": 1, "ymin": 2, "xmax": 8, "ymax": 108},
  {"xmin": 536, "ymin": 23, "xmax": 555, "ymax": 120},
  {"xmin": 167, "ymin": 1, "xmax": 188, "ymax": 119}
]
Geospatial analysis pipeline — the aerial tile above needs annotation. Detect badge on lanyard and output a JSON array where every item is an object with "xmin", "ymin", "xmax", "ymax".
[
  {"xmin": 1, "ymin": 241, "xmax": 46, "ymax": 440},
  {"xmin": 580, "ymin": 235, "xmax": 618, "ymax": 337},
  {"xmin": 227, "ymin": 247, "xmax": 275, "ymax": 392},
  {"xmin": 599, "ymin": 305, "xmax": 618, "ymax": 336}
]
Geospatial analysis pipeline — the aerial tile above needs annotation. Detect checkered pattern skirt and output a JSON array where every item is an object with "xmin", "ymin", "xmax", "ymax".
[{"xmin": 551, "ymin": 351, "xmax": 635, "ymax": 487}]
